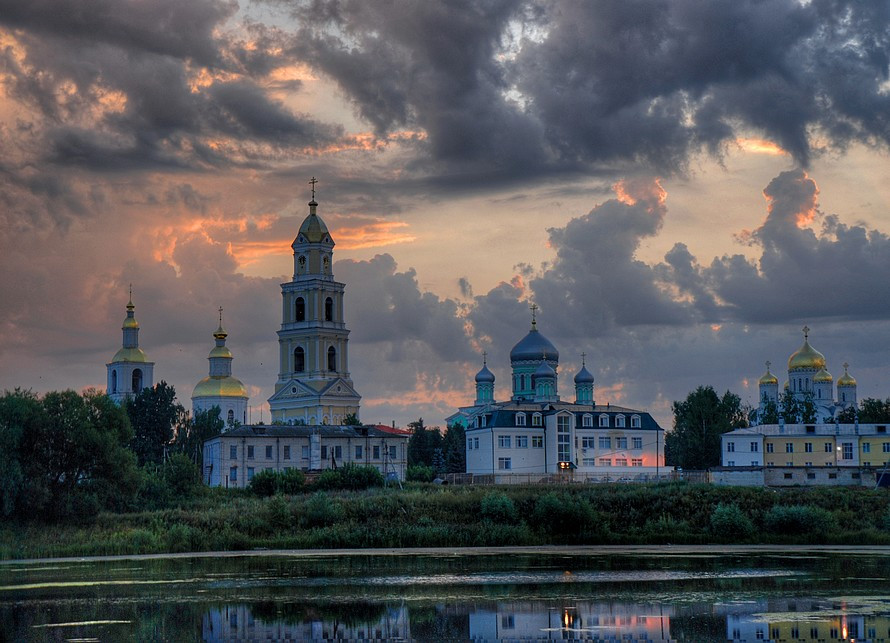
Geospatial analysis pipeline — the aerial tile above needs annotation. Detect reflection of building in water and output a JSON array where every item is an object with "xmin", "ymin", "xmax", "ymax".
[
  {"xmin": 724, "ymin": 598, "xmax": 890, "ymax": 642},
  {"xmin": 469, "ymin": 601, "xmax": 673, "ymax": 641},
  {"xmin": 202, "ymin": 603, "xmax": 410, "ymax": 642}
]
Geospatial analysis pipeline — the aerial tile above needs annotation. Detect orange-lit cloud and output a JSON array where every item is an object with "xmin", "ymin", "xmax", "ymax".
[
  {"xmin": 330, "ymin": 220, "xmax": 416, "ymax": 250},
  {"xmin": 736, "ymin": 137, "xmax": 787, "ymax": 156},
  {"xmin": 306, "ymin": 130, "xmax": 427, "ymax": 155},
  {"xmin": 613, "ymin": 177, "xmax": 667, "ymax": 209}
]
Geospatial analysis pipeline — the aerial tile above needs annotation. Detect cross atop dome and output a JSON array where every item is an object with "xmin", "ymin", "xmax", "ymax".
[
  {"xmin": 530, "ymin": 303, "xmax": 538, "ymax": 329},
  {"xmin": 581, "ymin": 352, "xmax": 587, "ymax": 367},
  {"xmin": 309, "ymin": 176, "xmax": 318, "ymax": 201},
  {"xmin": 802, "ymin": 325, "xmax": 810, "ymax": 340}
]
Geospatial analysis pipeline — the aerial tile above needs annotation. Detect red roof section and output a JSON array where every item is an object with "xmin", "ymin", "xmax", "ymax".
[{"xmin": 371, "ymin": 424, "xmax": 412, "ymax": 435}]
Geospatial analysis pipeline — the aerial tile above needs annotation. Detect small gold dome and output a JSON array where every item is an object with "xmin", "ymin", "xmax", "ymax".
[
  {"xmin": 112, "ymin": 347, "xmax": 147, "ymax": 363},
  {"xmin": 783, "ymin": 380, "xmax": 790, "ymax": 390},
  {"xmin": 297, "ymin": 210, "xmax": 331, "ymax": 244},
  {"xmin": 209, "ymin": 345, "xmax": 233, "ymax": 359},
  {"xmin": 192, "ymin": 376, "xmax": 248, "ymax": 399},
  {"xmin": 837, "ymin": 363, "xmax": 857, "ymax": 387},
  {"xmin": 814, "ymin": 368, "xmax": 833, "ymax": 383},
  {"xmin": 788, "ymin": 338, "xmax": 826, "ymax": 371},
  {"xmin": 122, "ymin": 316, "xmax": 139, "ymax": 329},
  {"xmin": 759, "ymin": 363, "xmax": 778, "ymax": 386}
]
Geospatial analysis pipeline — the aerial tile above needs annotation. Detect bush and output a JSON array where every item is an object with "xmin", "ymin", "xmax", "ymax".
[
  {"xmin": 480, "ymin": 492, "xmax": 519, "ymax": 524},
  {"xmin": 710, "ymin": 503, "xmax": 754, "ymax": 539},
  {"xmin": 764, "ymin": 505, "xmax": 837, "ymax": 538},
  {"xmin": 163, "ymin": 453, "xmax": 203, "ymax": 498},
  {"xmin": 407, "ymin": 464, "xmax": 435, "ymax": 483},
  {"xmin": 265, "ymin": 495, "xmax": 292, "ymax": 530},
  {"xmin": 314, "ymin": 464, "xmax": 384, "ymax": 491},
  {"xmin": 249, "ymin": 468, "xmax": 306, "ymax": 496},
  {"xmin": 302, "ymin": 492, "xmax": 344, "ymax": 528},
  {"xmin": 532, "ymin": 492, "xmax": 596, "ymax": 537}
]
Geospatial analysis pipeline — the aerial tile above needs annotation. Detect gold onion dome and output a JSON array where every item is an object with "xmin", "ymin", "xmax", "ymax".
[
  {"xmin": 297, "ymin": 203, "xmax": 330, "ymax": 243},
  {"xmin": 814, "ymin": 368, "xmax": 833, "ymax": 383},
  {"xmin": 112, "ymin": 347, "xmax": 147, "ymax": 363},
  {"xmin": 787, "ymin": 336, "xmax": 826, "ymax": 371},
  {"xmin": 122, "ymin": 298, "xmax": 139, "ymax": 329},
  {"xmin": 192, "ymin": 376, "xmax": 247, "ymax": 398},
  {"xmin": 758, "ymin": 363, "xmax": 778, "ymax": 386},
  {"xmin": 837, "ymin": 363, "xmax": 857, "ymax": 387}
]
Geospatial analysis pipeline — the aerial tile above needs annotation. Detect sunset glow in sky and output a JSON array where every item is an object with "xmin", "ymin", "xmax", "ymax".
[{"xmin": 2, "ymin": 0, "xmax": 890, "ymax": 430}]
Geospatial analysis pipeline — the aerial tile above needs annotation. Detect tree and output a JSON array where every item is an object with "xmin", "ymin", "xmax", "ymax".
[
  {"xmin": 837, "ymin": 397, "xmax": 890, "ymax": 424},
  {"xmin": 407, "ymin": 418, "xmax": 443, "ymax": 467},
  {"xmin": 665, "ymin": 386, "xmax": 748, "ymax": 470},
  {"xmin": 779, "ymin": 391, "xmax": 817, "ymax": 423},
  {"xmin": 174, "ymin": 407, "xmax": 224, "ymax": 466},
  {"xmin": 343, "ymin": 413, "xmax": 361, "ymax": 426},
  {"xmin": 127, "ymin": 381, "xmax": 183, "ymax": 465},
  {"xmin": 441, "ymin": 423, "xmax": 466, "ymax": 473}
]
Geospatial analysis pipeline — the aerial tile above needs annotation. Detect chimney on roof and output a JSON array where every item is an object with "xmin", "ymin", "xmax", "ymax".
[{"xmin": 392, "ymin": 420, "xmax": 396, "ymax": 429}]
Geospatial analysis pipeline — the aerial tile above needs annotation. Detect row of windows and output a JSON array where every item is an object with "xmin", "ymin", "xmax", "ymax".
[
  {"xmin": 581, "ymin": 458, "xmax": 644, "ymax": 467},
  {"xmin": 581, "ymin": 436, "xmax": 644, "ymax": 450},
  {"xmin": 293, "ymin": 345, "xmax": 338, "ymax": 372},
  {"xmin": 294, "ymin": 295, "xmax": 336, "ymax": 322},
  {"xmin": 512, "ymin": 412, "xmax": 642, "ymax": 428},
  {"xmin": 229, "ymin": 443, "xmax": 396, "ymax": 461}
]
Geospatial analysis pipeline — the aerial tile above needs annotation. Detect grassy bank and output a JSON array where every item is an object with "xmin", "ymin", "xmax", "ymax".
[{"xmin": 2, "ymin": 482, "xmax": 889, "ymax": 560}]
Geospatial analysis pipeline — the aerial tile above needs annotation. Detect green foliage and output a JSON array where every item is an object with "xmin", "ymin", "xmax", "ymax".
[
  {"xmin": 531, "ymin": 492, "xmax": 596, "ymax": 537},
  {"xmin": 666, "ymin": 386, "xmax": 749, "ymax": 469},
  {"xmin": 302, "ymin": 491, "xmax": 344, "ymax": 527},
  {"xmin": 779, "ymin": 391, "xmax": 817, "ymax": 424},
  {"xmin": 764, "ymin": 504, "xmax": 837, "ymax": 538},
  {"xmin": 127, "ymin": 381, "xmax": 183, "ymax": 466},
  {"xmin": 342, "ymin": 413, "xmax": 361, "ymax": 426},
  {"xmin": 480, "ymin": 491, "xmax": 518, "ymax": 524},
  {"xmin": 442, "ymin": 423, "xmax": 467, "ymax": 473},
  {"xmin": 174, "ymin": 407, "xmax": 224, "ymax": 465},
  {"xmin": 265, "ymin": 495, "xmax": 292, "ymax": 529},
  {"xmin": 407, "ymin": 418, "xmax": 443, "ymax": 468},
  {"xmin": 837, "ymin": 398, "xmax": 890, "ymax": 424},
  {"xmin": 759, "ymin": 397, "xmax": 779, "ymax": 425},
  {"xmin": 249, "ymin": 468, "xmax": 306, "ymax": 496},
  {"xmin": 315, "ymin": 463, "xmax": 384, "ymax": 491},
  {"xmin": 710, "ymin": 503, "xmax": 754, "ymax": 539},
  {"xmin": 406, "ymin": 464, "xmax": 436, "ymax": 482},
  {"xmin": 163, "ymin": 453, "xmax": 203, "ymax": 498}
]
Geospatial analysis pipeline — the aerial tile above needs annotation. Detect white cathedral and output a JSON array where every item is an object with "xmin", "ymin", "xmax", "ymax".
[{"xmin": 755, "ymin": 326, "xmax": 858, "ymax": 424}]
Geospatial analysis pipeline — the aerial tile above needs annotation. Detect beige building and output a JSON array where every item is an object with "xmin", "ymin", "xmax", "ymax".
[{"xmin": 203, "ymin": 424, "xmax": 409, "ymax": 487}]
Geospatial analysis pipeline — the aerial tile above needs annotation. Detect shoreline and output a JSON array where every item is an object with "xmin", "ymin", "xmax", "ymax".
[{"xmin": 5, "ymin": 543, "xmax": 890, "ymax": 566}]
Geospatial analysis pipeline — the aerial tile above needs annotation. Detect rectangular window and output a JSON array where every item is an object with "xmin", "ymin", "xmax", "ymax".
[
  {"xmin": 321, "ymin": 446, "xmax": 328, "ymax": 460},
  {"xmin": 389, "ymin": 446, "xmax": 396, "ymax": 458},
  {"xmin": 863, "ymin": 443, "xmax": 871, "ymax": 453},
  {"xmin": 230, "ymin": 445, "xmax": 237, "ymax": 460},
  {"xmin": 467, "ymin": 438, "xmax": 473, "ymax": 451},
  {"xmin": 265, "ymin": 445, "xmax": 273, "ymax": 459},
  {"xmin": 247, "ymin": 445, "xmax": 254, "ymax": 459},
  {"xmin": 598, "ymin": 458, "xmax": 611, "ymax": 466},
  {"xmin": 631, "ymin": 458, "xmax": 643, "ymax": 467},
  {"xmin": 247, "ymin": 467, "xmax": 254, "ymax": 481},
  {"xmin": 615, "ymin": 458, "xmax": 628, "ymax": 466},
  {"xmin": 616, "ymin": 437, "xmax": 627, "ymax": 449},
  {"xmin": 843, "ymin": 442, "xmax": 853, "ymax": 460},
  {"xmin": 599, "ymin": 415, "xmax": 609, "ymax": 427},
  {"xmin": 883, "ymin": 442, "xmax": 890, "ymax": 453},
  {"xmin": 531, "ymin": 414, "xmax": 542, "ymax": 426},
  {"xmin": 766, "ymin": 443, "xmax": 774, "ymax": 453},
  {"xmin": 805, "ymin": 461, "xmax": 813, "ymax": 466},
  {"xmin": 786, "ymin": 461, "xmax": 793, "ymax": 466},
  {"xmin": 805, "ymin": 442, "xmax": 813, "ymax": 453},
  {"xmin": 750, "ymin": 442, "xmax": 759, "ymax": 452},
  {"xmin": 516, "ymin": 435, "xmax": 528, "ymax": 448},
  {"xmin": 230, "ymin": 466, "xmax": 237, "ymax": 482},
  {"xmin": 582, "ymin": 436, "xmax": 595, "ymax": 449},
  {"xmin": 515, "ymin": 413, "xmax": 526, "ymax": 426},
  {"xmin": 498, "ymin": 457, "xmax": 512, "ymax": 470},
  {"xmin": 599, "ymin": 437, "xmax": 611, "ymax": 449},
  {"xmin": 727, "ymin": 461, "xmax": 735, "ymax": 467},
  {"xmin": 334, "ymin": 445, "xmax": 342, "ymax": 459},
  {"xmin": 531, "ymin": 436, "xmax": 543, "ymax": 448},
  {"xmin": 283, "ymin": 445, "xmax": 291, "ymax": 460},
  {"xmin": 807, "ymin": 472, "xmax": 816, "ymax": 480},
  {"xmin": 301, "ymin": 445, "xmax": 309, "ymax": 459},
  {"xmin": 373, "ymin": 445, "xmax": 381, "ymax": 459},
  {"xmin": 727, "ymin": 442, "xmax": 735, "ymax": 452},
  {"xmin": 582, "ymin": 458, "xmax": 596, "ymax": 467},
  {"xmin": 498, "ymin": 435, "xmax": 512, "ymax": 448},
  {"xmin": 473, "ymin": 437, "xmax": 479, "ymax": 449},
  {"xmin": 582, "ymin": 415, "xmax": 593, "ymax": 427},
  {"xmin": 632, "ymin": 437, "xmax": 643, "ymax": 449},
  {"xmin": 785, "ymin": 442, "xmax": 793, "ymax": 453},
  {"xmin": 355, "ymin": 445, "xmax": 363, "ymax": 458},
  {"xmin": 557, "ymin": 415, "xmax": 571, "ymax": 463},
  {"xmin": 784, "ymin": 472, "xmax": 793, "ymax": 479},
  {"xmin": 825, "ymin": 442, "xmax": 833, "ymax": 453}
]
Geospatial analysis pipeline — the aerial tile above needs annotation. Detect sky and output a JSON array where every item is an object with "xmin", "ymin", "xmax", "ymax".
[{"xmin": 2, "ymin": 0, "xmax": 890, "ymax": 430}]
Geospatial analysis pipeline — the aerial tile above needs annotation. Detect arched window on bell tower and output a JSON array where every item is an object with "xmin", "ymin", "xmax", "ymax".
[
  {"xmin": 295, "ymin": 297, "xmax": 305, "ymax": 322},
  {"xmin": 294, "ymin": 346, "xmax": 305, "ymax": 372},
  {"xmin": 325, "ymin": 297, "xmax": 333, "ymax": 321},
  {"xmin": 132, "ymin": 368, "xmax": 143, "ymax": 393},
  {"xmin": 327, "ymin": 346, "xmax": 336, "ymax": 372},
  {"xmin": 111, "ymin": 370, "xmax": 117, "ymax": 393}
]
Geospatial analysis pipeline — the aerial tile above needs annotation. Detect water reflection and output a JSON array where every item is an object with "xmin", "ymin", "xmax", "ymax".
[{"xmin": 2, "ymin": 551, "xmax": 889, "ymax": 642}]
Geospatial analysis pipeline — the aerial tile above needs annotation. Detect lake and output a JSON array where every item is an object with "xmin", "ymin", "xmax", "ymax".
[{"xmin": 2, "ymin": 546, "xmax": 889, "ymax": 641}]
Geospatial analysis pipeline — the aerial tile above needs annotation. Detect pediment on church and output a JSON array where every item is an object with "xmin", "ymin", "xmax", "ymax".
[
  {"xmin": 268, "ymin": 379, "xmax": 319, "ymax": 402},
  {"xmin": 318, "ymin": 378, "xmax": 360, "ymax": 399}
]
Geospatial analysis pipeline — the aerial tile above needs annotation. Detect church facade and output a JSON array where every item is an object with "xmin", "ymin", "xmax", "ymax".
[
  {"xmin": 447, "ymin": 312, "xmax": 665, "ymax": 478},
  {"xmin": 106, "ymin": 294, "xmax": 154, "ymax": 404},
  {"xmin": 267, "ymin": 189, "xmax": 361, "ymax": 425}
]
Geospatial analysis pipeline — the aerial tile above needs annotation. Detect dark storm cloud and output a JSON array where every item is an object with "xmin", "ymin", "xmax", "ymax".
[{"xmin": 334, "ymin": 254, "xmax": 473, "ymax": 362}]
